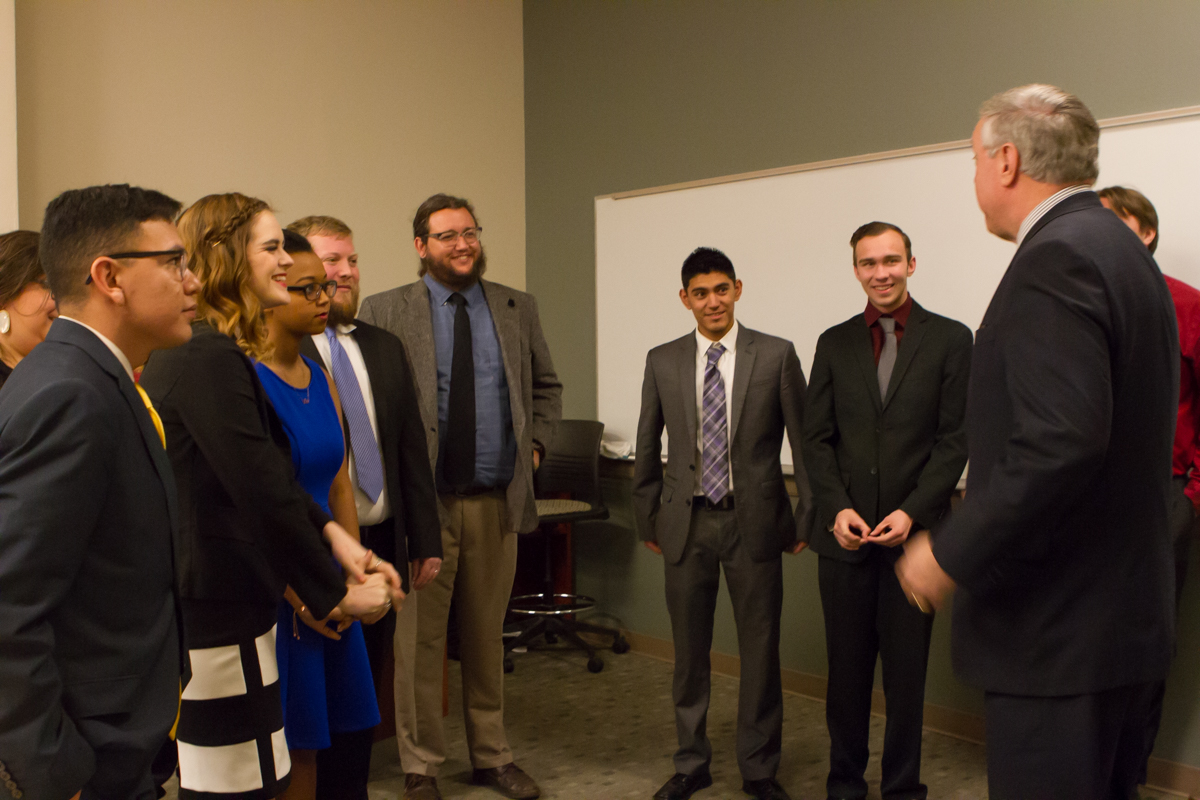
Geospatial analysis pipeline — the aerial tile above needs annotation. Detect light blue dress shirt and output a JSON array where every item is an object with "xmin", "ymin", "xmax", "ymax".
[{"xmin": 424, "ymin": 274, "xmax": 516, "ymax": 491}]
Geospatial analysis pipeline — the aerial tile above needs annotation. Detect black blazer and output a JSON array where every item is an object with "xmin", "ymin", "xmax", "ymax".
[
  {"xmin": 633, "ymin": 325, "xmax": 813, "ymax": 564},
  {"xmin": 301, "ymin": 321, "xmax": 442, "ymax": 591},
  {"xmin": 0, "ymin": 320, "xmax": 180, "ymax": 799},
  {"xmin": 141, "ymin": 322, "xmax": 346, "ymax": 637},
  {"xmin": 935, "ymin": 192, "xmax": 1179, "ymax": 696},
  {"xmin": 802, "ymin": 300, "xmax": 972, "ymax": 563}
]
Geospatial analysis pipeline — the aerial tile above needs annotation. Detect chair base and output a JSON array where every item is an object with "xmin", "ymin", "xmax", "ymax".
[{"xmin": 503, "ymin": 600, "xmax": 629, "ymax": 673}]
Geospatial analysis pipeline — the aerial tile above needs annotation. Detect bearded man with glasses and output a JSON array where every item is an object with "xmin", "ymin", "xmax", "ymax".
[{"xmin": 359, "ymin": 194, "xmax": 562, "ymax": 800}]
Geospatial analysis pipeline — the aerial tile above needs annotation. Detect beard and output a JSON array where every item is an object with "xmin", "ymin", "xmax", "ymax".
[
  {"xmin": 327, "ymin": 283, "xmax": 360, "ymax": 327},
  {"xmin": 420, "ymin": 246, "xmax": 488, "ymax": 287}
]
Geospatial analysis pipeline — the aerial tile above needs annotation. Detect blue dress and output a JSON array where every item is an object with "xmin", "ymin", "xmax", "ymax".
[{"xmin": 256, "ymin": 356, "xmax": 381, "ymax": 750}]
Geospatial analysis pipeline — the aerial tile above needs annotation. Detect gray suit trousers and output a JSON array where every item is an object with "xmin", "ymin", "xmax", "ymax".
[{"xmin": 664, "ymin": 503, "xmax": 784, "ymax": 780}]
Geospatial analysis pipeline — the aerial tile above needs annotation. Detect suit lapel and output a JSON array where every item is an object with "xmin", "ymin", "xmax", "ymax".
[
  {"xmin": 678, "ymin": 335, "xmax": 698, "ymax": 447},
  {"xmin": 482, "ymin": 280, "xmax": 525, "ymax": 436},
  {"xmin": 851, "ymin": 317, "xmax": 884, "ymax": 414},
  {"xmin": 399, "ymin": 282, "xmax": 439, "ymax": 427},
  {"xmin": 52, "ymin": 321, "xmax": 178, "ymax": 530},
  {"xmin": 882, "ymin": 302, "xmax": 929, "ymax": 409},
  {"xmin": 729, "ymin": 326, "xmax": 755, "ymax": 445}
]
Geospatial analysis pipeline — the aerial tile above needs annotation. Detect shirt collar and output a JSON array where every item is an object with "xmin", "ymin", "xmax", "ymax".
[
  {"xmin": 1016, "ymin": 184, "xmax": 1093, "ymax": 247},
  {"xmin": 58, "ymin": 316, "xmax": 135, "ymax": 380},
  {"xmin": 864, "ymin": 293, "xmax": 914, "ymax": 329},
  {"xmin": 334, "ymin": 322, "xmax": 357, "ymax": 335},
  {"xmin": 695, "ymin": 319, "xmax": 739, "ymax": 356},
  {"xmin": 423, "ymin": 273, "xmax": 484, "ymax": 307}
]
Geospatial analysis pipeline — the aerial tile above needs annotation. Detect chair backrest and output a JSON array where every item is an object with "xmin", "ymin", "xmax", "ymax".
[{"xmin": 535, "ymin": 419, "xmax": 605, "ymax": 508}]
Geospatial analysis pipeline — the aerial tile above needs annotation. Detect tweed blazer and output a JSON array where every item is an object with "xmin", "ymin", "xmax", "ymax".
[{"xmin": 360, "ymin": 278, "xmax": 562, "ymax": 533}]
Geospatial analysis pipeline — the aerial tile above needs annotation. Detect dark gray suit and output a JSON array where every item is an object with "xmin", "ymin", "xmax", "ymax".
[
  {"xmin": 0, "ymin": 319, "xmax": 180, "ymax": 800},
  {"xmin": 633, "ymin": 324, "xmax": 811, "ymax": 781},
  {"xmin": 934, "ymin": 192, "xmax": 1178, "ymax": 796},
  {"xmin": 802, "ymin": 300, "xmax": 971, "ymax": 800}
]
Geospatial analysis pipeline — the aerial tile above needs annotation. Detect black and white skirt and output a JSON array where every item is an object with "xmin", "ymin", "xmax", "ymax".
[{"xmin": 175, "ymin": 624, "xmax": 291, "ymax": 799}]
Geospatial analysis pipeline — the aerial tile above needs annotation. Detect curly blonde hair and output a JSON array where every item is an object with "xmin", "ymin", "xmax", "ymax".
[{"xmin": 178, "ymin": 193, "xmax": 273, "ymax": 359}]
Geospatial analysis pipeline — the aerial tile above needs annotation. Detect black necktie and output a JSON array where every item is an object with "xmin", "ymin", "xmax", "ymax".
[{"xmin": 444, "ymin": 292, "xmax": 476, "ymax": 489}]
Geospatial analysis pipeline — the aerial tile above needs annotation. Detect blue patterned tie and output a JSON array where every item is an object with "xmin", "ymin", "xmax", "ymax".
[
  {"xmin": 700, "ymin": 342, "xmax": 729, "ymax": 503},
  {"xmin": 325, "ymin": 328, "xmax": 385, "ymax": 502}
]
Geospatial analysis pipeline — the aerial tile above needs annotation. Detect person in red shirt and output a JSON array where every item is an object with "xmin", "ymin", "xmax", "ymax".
[{"xmin": 1099, "ymin": 184, "xmax": 1197, "ymax": 789}]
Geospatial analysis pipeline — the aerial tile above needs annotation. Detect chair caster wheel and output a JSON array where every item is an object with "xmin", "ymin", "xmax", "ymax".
[
  {"xmin": 612, "ymin": 635, "xmax": 630, "ymax": 654},
  {"xmin": 587, "ymin": 657, "xmax": 604, "ymax": 673},
  {"xmin": 544, "ymin": 631, "xmax": 558, "ymax": 644},
  {"xmin": 503, "ymin": 657, "xmax": 514, "ymax": 673}
]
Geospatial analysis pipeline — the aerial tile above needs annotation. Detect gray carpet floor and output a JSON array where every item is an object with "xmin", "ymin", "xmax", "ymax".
[{"xmin": 165, "ymin": 647, "xmax": 1183, "ymax": 799}]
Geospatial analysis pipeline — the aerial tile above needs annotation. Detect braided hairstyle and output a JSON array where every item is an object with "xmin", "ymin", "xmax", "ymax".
[{"xmin": 178, "ymin": 193, "xmax": 273, "ymax": 358}]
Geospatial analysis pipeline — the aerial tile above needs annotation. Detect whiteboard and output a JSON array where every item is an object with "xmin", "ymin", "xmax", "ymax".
[{"xmin": 596, "ymin": 110, "xmax": 1200, "ymax": 463}]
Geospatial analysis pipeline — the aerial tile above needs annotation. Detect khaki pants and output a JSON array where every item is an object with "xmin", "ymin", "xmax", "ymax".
[{"xmin": 393, "ymin": 492, "xmax": 518, "ymax": 775}]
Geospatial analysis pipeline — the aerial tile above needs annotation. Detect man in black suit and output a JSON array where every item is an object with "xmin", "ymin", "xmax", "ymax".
[
  {"xmin": 289, "ymin": 216, "xmax": 443, "ymax": 795},
  {"xmin": 803, "ymin": 222, "xmax": 970, "ymax": 800},
  {"xmin": 0, "ymin": 185, "xmax": 200, "ymax": 799},
  {"xmin": 897, "ymin": 84, "xmax": 1179, "ymax": 798},
  {"xmin": 634, "ymin": 247, "xmax": 812, "ymax": 800}
]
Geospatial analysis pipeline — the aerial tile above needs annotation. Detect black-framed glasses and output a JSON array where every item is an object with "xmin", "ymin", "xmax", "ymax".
[
  {"xmin": 87, "ymin": 248, "xmax": 188, "ymax": 284},
  {"xmin": 286, "ymin": 280, "xmax": 338, "ymax": 301},
  {"xmin": 425, "ymin": 227, "xmax": 482, "ymax": 245}
]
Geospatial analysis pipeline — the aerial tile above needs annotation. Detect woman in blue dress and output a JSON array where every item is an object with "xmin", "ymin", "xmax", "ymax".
[{"xmin": 255, "ymin": 229, "xmax": 385, "ymax": 799}]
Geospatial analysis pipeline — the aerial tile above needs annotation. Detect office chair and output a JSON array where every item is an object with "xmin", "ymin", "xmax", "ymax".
[{"xmin": 504, "ymin": 419, "xmax": 629, "ymax": 673}]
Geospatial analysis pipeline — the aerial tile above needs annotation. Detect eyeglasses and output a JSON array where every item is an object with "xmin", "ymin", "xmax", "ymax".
[
  {"xmin": 425, "ymin": 227, "xmax": 482, "ymax": 245},
  {"xmin": 286, "ymin": 280, "xmax": 338, "ymax": 301},
  {"xmin": 87, "ymin": 248, "xmax": 189, "ymax": 284}
]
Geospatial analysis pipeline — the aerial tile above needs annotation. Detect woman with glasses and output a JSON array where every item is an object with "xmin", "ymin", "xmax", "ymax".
[
  {"xmin": 256, "ymin": 230, "xmax": 382, "ymax": 800},
  {"xmin": 0, "ymin": 230, "xmax": 57, "ymax": 389},
  {"xmin": 140, "ymin": 193, "xmax": 401, "ymax": 800}
]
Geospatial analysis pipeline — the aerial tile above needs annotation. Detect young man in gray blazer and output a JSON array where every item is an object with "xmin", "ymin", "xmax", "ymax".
[
  {"xmin": 359, "ymin": 194, "xmax": 561, "ymax": 800},
  {"xmin": 634, "ymin": 247, "xmax": 812, "ymax": 800},
  {"xmin": 802, "ymin": 223, "xmax": 971, "ymax": 800}
]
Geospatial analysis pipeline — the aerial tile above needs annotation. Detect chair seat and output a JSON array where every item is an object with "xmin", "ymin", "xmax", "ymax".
[{"xmin": 536, "ymin": 498, "xmax": 592, "ymax": 516}]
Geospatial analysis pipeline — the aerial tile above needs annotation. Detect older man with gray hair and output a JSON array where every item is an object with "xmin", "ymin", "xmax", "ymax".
[{"xmin": 896, "ymin": 84, "xmax": 1179, "ymax": 797}]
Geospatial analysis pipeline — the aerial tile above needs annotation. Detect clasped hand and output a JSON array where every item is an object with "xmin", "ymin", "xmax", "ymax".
[{"xmin": 833, "ymin": 507, "xmax": 913, "ymax": 551}]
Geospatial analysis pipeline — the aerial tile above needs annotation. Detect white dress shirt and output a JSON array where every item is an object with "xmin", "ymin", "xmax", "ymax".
[
  {"xmin": 1015, "ymin": 184, "xmax": 1093, "ymax": 247},
  {"xmin": 311, "ymin": 323, "xmax": 391, "ymax": 526},
  {"xmin": 693, "ymin": 320, "xmax": 738, "ymax": 495},
  {"xmin": 58, "ymin": 317, "xmax": 134, "ymax": 380}
]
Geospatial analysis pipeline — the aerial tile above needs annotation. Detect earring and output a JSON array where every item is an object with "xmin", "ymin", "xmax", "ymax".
[{"xmin": 0, "ymin": 310, "xmax": 9, "ymax": 335}]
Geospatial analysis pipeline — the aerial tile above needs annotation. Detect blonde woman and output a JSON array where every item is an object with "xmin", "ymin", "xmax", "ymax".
[
  {"xmin": 0, "ymin": 230, "xmax": 57, "ymax": 388},
  {"xmin": 140, "ymin": 193, "xmax": 400, "ymax": 800}
]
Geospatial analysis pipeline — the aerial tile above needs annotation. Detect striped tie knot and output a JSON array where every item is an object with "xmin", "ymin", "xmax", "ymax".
[{"xmin": 706, "ymin": 342, "xmax": 725, "ymax": 369}]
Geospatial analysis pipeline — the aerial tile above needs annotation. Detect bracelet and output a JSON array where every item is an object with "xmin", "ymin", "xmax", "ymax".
[{"xmin": 292, "ymin": 605, "xmax": 306, "ymax": 639}]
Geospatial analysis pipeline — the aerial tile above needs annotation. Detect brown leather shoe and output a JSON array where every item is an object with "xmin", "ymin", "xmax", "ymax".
[
  {"xmin": 403, "ymin": 773, "xmax": 442, "ymax": 800},
  {"xmin": 472, "ymin": 762, "xmax": 541, "ymax": 799}
]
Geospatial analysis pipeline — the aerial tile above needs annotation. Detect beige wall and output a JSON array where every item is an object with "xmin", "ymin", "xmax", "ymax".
[{"xmin": 15, "ymin": 0, "xmax": 525, "ymax": 298}]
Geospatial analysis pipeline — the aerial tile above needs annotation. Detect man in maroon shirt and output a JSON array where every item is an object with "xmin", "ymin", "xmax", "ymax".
[{"xmin": 1099, "ymin": 185, "xmax": 1198, "ymax": 788}]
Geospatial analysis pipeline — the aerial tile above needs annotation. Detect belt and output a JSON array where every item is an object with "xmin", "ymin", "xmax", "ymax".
[
  {"xmin": 446, "ymin": 485, "xmax": 501, "ymax": 498},
  {"xmin": 694, "ymin": 494, "xmax": 735, "ymax": 511}
]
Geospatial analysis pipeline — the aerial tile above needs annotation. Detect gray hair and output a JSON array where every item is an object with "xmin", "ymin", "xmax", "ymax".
[{"xmin": 979, "ymin": 84, "xmax": 1099, "ymax": 185}]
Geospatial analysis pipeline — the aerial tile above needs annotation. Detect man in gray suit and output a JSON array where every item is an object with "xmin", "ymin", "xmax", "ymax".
[
  {"xmin": 633, "ymin": 247, "xmax": 811, "ymax": 800},
  {"xmin": 359, "ymin": 193, "xmax": 561, "ymax": 800}
]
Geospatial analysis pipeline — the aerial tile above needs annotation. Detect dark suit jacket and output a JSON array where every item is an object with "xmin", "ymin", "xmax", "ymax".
[
  {"xmin": 0, "ymin": 320, "xmax": 180, "ymax": 799},
  {"xmin": 301, "ymin": 321, "xmax": 442, "ymax": 591},
  {"xmin": 802, "ymin": 300, "xmax": 972, "ymax": 563},
  {"xmin": 632, "ymin": 325, "xmax": 813, "ymax": 564},
  {"xmin": 141, "ymin": 322, "xmax": 346, "ymax": 637},
  {"xmin": 935, "ymin": 192, "xmax": 1179, "ymax": 696},
  {"xmin": 360, "ymin": 279, "xmax": 563, "ymax": 534}
]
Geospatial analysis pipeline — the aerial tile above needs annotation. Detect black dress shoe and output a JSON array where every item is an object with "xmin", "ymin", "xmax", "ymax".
[
  {"xmin": 742, "ymin": 778, "xmax": 792, "ymax": 800},
  {"xmin": 653, "ymin": 770, "xmax": 713, "ymax": 800}
]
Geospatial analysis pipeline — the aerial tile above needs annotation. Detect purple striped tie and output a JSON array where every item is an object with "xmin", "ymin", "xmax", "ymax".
[{"xmin": 700, "ymin": 343, "xmax": 729, "ymax": 503}]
